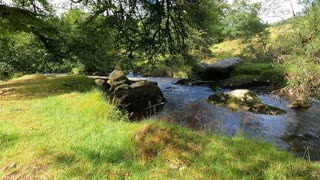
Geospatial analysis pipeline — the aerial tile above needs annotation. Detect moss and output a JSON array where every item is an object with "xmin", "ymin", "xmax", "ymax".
[
  {"xmin": 288, "ymin": 98, "xmax": 312, "ymax": 108},
  {"xmin": 207, "ymin": 90, "xmax": 286, "ymax": 115}
]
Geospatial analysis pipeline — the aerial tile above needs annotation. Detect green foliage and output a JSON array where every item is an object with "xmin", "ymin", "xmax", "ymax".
[
  {"xmin": 221, "ymin": 0, "xmax": 271, "ymax": 62},
  {"xmin": 0, "ymin": 32, "xmax": 46, "ymax": 73},
  {"xmin": 223, "ymin": 0, "xmax": 268, "ymax": 40},
  {"xmin": 240, "ymin": 29, "xmax": 272, "ymax": 62},
  {"xmin": 1, "ymin": 0, "xmax": 226, "ymax": 74},
  {"xmin": 231, "ymin": 63, "xmax": 287, "ymax": 87},
  {"xmin": 60, "ymin": 9, "xmax": 117, "ymax": 73},
  {"xmin": 270, "ymin": 1, "xmax": 320, "ymax": 98},
  {"xmin": 259, "ymin": 69, "xmax": 287, "ymax": 87},
  {"xmin": 232, "ymin": 63, "xmax": 273, "ymax": 75}
]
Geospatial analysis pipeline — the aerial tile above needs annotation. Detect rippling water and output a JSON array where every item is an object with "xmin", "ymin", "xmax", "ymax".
[{"xmin": 129, "ymin": 74, "xmax": 320, "ymax": 160}]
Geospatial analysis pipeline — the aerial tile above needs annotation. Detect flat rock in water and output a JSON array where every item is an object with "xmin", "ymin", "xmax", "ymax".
[
  {"xmin": 191, "ymin": 57, "xmax": 243, "ymax": 81},
  {"xmin": 207, "ymin": 57, "xmax": 243, "ymax": 69},
  {"xmin": 207, "ymin": 89, "xmax": 286, "ymax": 115}
]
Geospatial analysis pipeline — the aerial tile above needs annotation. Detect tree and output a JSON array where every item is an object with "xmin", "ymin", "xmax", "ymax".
[
  {"xmin": 270, "ymin": 0, "xmax": 320, "ymax": 98},
  {"xmin": 1, "ymin": 0, "xmax": 224, "ymax": 74},
  {"xmin": 261, "ymin": 0, "xmax": 301, "ymax": 22},
  {"xmin": 222, "ymin": 0, "xmax": 267, "ymax": 41}
]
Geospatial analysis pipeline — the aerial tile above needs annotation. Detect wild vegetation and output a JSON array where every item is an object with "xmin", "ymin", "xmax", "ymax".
[
  {"xmin": 0, "ymin": 75, "xmax": 319, "ymax": 178},
  {"xmin": 1, "ymin": 0, "xmax": 319, "ymax": 99},
  {"xmin": 1, "ymin": 0, "xmax": 320, "ymax": 178}
]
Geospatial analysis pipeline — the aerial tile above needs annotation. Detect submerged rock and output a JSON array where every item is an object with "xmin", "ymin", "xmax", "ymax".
[
  {"xmin": 282, "ymin": 123, "xmax": 320, "ymax": 161},
  {"xmin": 175, "ymin": 79, "xmax": 192, "ymax": 85},
  {"xmin": 107, "ymin": 70, "xmax": 165, "ymax": 119},
  {"xmin": 206, "ymin": 89, "xmax": 286, "ymax": 115},
  {"xmin": 191, "ymin": 57, "xmax": 243, "ymax": 81},
  {"xmin": 288, "ymin": 98, "xmax": 312, "ymax": 109}
]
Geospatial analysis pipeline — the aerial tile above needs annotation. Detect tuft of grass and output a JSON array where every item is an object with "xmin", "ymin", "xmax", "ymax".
[{"xmin": 0, "ymin": 75, "xmax": 319, "ymax": 178}]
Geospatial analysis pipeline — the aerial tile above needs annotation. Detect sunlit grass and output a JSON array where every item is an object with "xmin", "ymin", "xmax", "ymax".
[
  {"xmin": 0, "ymin": 74, "xmax": 94, "ymax": 100},
  {"xmin": 0, "ymin": 75, "xmax": 319, "ymax": 178},
  {"xmin": 209, "ymin": 39, "xmax": 245, "ymax": 63}
]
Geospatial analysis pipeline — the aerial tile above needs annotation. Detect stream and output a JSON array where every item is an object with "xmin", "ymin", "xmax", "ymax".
[{"xmin": 135, "ymin": 76, "xmax": 320, "ymax": 161}]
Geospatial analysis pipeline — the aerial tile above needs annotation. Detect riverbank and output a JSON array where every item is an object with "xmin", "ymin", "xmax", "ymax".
[{"xmin": 0, "ymin": 75, "xmax": 319, "ymax": 178}]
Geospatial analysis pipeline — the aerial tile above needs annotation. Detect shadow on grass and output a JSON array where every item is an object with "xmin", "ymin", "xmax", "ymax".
[
  {"xmin": 0, "ymin": 75, "xmax": 95, "ymax": 100},
  {"xmin": 41, "ymin": 122, "xmax": 320, "ymax": 178},
  {"xmin": 0, "ymin": 133, "xmax": 18, "ymax": 152}
]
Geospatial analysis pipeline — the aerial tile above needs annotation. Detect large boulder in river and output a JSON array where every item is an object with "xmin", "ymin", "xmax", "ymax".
[
  {"xmin": 191, "ymin": 57, "xmax": 243, "ymax": 81},
  {"xmin": 107, "ymin": 70, "xmax": 165, "ymax": 119},
  {"xmin": 206, "ymin": 89, "xmax": 286, "ymax": 115}
]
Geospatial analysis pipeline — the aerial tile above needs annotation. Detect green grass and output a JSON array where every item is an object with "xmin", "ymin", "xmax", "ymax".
[
  {"xmin": 209, "ymin": 39, "xmax": 245, "ymax": 63},
  {"xmin": 0, "ymin": 75, "xmax": 319, "ymax": 178},
  {"xmin": 232, "ymin": 63, "xmax": 273, "ymax": 75},
  {"xmin": 228, "ymin": 63, "xmax": 287, "ymax": 87}
]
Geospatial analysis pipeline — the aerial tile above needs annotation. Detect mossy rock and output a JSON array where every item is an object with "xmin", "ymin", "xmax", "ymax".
[
  {"xmin": 107, "ymin": 70, "xmax": 131, "ymax": 90},
  {"xmin": 107, "ymin": 70, "xmax": 166, "ymax": 119},
  {"xmin": 207, "ymin": 89, "xmax": 286, "ymax": 115},
  {"xmin": 288, "ymin": 98, "xmax": 312, "ymax": 109},
  {"xmin": 111, "ymin": 80, "xmax": 165, "ymax": 119},
  {"xmin": 175, "ymin": 79, "xmax": 192, "ymax": 85}
]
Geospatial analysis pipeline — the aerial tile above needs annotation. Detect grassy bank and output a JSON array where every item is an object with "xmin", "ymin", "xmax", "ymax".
[{"xmin": 0, "ymin": 75, "xmax": 319, "ymax": 178}]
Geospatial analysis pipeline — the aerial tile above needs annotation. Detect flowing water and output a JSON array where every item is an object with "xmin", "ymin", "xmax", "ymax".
[{"xmin": 129, "ymin": 74, "xmax": 320, "ymax": 160}]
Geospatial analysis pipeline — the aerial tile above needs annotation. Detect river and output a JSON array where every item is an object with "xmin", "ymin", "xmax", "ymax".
[{"xmin": 139, "ymin": 77, "xmax": 320, "ymax": 161}]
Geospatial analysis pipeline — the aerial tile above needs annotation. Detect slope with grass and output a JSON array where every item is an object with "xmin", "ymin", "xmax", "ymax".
[{"xmin": 0, "ymin": 75, "xmax": 319, "ymax": 178}]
